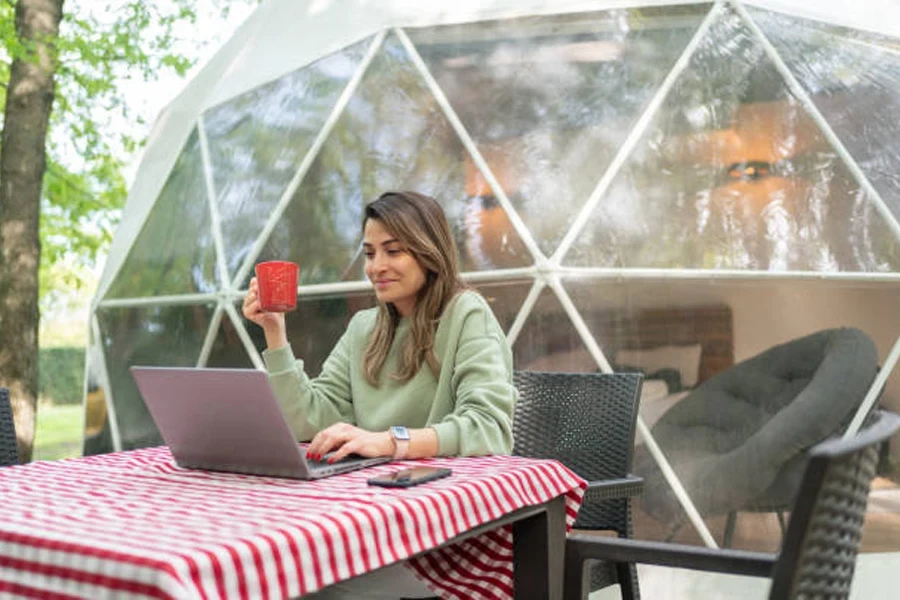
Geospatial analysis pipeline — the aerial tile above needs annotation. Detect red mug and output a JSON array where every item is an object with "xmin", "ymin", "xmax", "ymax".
[{"xmin": 255, "ymin": 261, "xmax": 299, "ymax": 312}]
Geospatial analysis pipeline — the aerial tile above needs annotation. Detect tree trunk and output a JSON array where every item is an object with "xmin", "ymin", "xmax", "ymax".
[{"xmin": 0, "ymin": 0, "xmax": 64, "ymax": 463}]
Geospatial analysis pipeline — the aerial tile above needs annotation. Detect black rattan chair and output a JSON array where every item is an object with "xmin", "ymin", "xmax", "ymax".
[
  {"xmin": 513, "ymin": 370, "xmax": 643, "ymax": 600},
  {"xmin": 564, "ymin": 409, "xmax": 900, "ymax": 600},
  {"xmin": 1, "ymin": 387, "xmax": 20, "ymax": 466}
]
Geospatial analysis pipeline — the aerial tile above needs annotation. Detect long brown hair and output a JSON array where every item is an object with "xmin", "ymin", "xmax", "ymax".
[{"xmin": 362, "ymin": 191, "xmax": 466, "ymax": 385}]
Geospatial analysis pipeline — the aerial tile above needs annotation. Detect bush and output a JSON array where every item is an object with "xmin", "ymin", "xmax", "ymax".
[{"xmin": 39, "ymin": 347, "xmax": 85, "ymax": 405}]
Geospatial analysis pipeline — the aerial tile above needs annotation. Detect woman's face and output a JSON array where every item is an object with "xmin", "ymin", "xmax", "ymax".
[{"xmin": 363, "ymin": 218, "xmax": 428, "ymax": 317}]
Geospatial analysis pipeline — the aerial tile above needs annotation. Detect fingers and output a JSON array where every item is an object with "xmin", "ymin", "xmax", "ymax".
[
  {"xmin": 242, "ymin": 278, "xmax": 261, "ymax": 320},
  {"xmin": 321, "ymin": 430, "xmax": 393, "ymax": 463},
  {"xmin": 308, "ymin": 423, "xmax": 356, "ymax": 460},
  {"xmin": 307, "ymin": 434, "xmax": 334, "ymax": 460},
  {"xmin": 306, "ymin": 432, "xmax": 327, "ymax": 460},
  {"xmin": 242, "ymin": 296, "xmax": 257, "ymax": 320},
  {"xmin": 327, "ymin": 439, "xmax": 359, "ymax": 463}
]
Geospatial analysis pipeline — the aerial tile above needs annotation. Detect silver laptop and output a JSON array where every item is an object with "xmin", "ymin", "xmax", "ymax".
[{"xmin": 130, "ymin": 366, "xmax": 390, "ymax": 479}]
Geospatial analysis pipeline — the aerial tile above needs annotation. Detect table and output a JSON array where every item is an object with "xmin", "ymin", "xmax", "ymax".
[{"xmin": 0, "ymin": 447, "xmax": 585, "ymax": 599}]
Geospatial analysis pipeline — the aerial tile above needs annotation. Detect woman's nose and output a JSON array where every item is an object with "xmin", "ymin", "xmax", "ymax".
[
  {"xmin": 375, "ymin": 254, "xmax": 388, "ymax": 271},
  {"xmin": 369, "ymin": 254, "xmax": 387, "ymax": 273}
]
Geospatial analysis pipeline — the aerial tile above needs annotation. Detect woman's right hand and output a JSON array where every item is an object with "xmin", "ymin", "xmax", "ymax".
[{"xmin": 243, "ymin": 277, "xmax": 288, "ymax": 350}]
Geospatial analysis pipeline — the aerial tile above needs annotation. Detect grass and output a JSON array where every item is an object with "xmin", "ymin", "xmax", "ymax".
[
  {"xmin": 33, "ymin": 402, "xmax": 84, "ymax": 461},
  {"xmin": 30, "ymin": 309, "xmax": 89, "ymax": 461}
]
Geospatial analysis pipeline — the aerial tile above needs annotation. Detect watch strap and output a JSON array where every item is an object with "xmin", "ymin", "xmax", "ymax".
[{"xmin": 391, "ymin": 426, "xmax": 410, "ymax": 460}]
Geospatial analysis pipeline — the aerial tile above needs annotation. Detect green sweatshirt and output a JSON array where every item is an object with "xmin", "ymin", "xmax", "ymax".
[{"xmin": 262, "ymin": 290, "xmax": 516, "ymax": 456}]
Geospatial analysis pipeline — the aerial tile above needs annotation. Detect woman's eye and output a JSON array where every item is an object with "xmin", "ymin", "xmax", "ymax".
[{"xmin": 364, "ymin": 252, "xmax": 374, "ymax": 259}]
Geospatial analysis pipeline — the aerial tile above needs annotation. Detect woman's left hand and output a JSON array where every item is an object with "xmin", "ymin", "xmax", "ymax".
[{"xmin": 307, "ymin": 422, "xmax": 393, "ymax": 463}]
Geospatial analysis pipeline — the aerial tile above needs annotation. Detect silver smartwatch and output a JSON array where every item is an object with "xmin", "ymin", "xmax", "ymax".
[{"xmin": 390, "ymin": 425, "xmax": 410, "ymax": 460}]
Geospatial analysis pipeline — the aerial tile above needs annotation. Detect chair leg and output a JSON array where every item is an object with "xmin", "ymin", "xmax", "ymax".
[
  {"xmin": 617, "ymin": 561, "xmax": 641, "ymax": 600},
  {"xmin": 563, "ymin": 548, "xmax": 590, "ymax": 600},
  {"xmin": 722, "ymin": 511, "xmax": 737, "ymax": 548}
]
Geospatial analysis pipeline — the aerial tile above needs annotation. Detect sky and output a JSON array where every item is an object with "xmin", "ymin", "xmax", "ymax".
[{"xmin": 118, "ymin": 2, "xmax": 259, "ymax": 185}]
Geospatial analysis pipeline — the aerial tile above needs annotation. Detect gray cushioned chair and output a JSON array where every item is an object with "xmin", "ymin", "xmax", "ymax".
[
  {"xmin": 636, "ymin": 327, "xmax": 879, "ymax": 545},
  {"xmin": 1, "ymin": 387, "xmax": 20, "ymax": 466}
]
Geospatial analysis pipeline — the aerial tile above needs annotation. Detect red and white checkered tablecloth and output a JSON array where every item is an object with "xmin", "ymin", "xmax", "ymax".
[{"xmin": 0, "ymin": 447, "xmax": 586, "ymax": 599}]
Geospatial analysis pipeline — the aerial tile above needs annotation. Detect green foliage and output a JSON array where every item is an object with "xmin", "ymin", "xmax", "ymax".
[
  {"xmin": 0, "ymin": 1, "xmax": 256, "ymax": 313},
  {"xmin": 38, "ymin": 347, "xmax": 86, "ymax": 405},
  {"xmin": 41, "ymin": 2, "xmax": 207, "ymax": 299}
]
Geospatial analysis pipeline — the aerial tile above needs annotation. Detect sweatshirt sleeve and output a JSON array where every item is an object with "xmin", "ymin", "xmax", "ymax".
[
  {"xmin": 431, "ymin": 302, "xmax": 516, "ymax": 456},
  {"xmin": 262, "ymin": 321, "xmax": 357, "ymax": 441}
]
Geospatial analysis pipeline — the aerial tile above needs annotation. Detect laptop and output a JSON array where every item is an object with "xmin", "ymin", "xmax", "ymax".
[{"xmin": 130, "ymin": 366, "xmax": 390, "ymax": 479}]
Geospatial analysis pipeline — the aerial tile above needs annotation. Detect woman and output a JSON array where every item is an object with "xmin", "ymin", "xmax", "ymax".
[{"xmin": 243, "ymin": 190, "xmax": 516, "ymax": 465}]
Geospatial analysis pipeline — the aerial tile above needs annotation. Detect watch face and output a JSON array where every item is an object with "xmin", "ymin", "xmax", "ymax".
[{"xmin": 391, "ymin": 425, "xmax": 411, "ymax": 441}]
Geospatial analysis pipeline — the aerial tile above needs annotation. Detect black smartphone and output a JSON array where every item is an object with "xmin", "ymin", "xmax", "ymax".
[{"xmin": 367, "ymin": 466, "xmax": 452, "ymax": 488}]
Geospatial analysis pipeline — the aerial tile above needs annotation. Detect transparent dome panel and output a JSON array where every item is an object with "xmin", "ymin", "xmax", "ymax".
[
  {"xmin": 204, "ymin": 309, "xmax": 255, "ymax": 369},
  {"xmin": 408, "ymin": 4, "xmax": 710, "ymax": 257},
  {"xmin": 563, "ymin": 278, "xmax": 735, "ymax": 392},
  {"xmin": 203, "ymin": 38, "xmax": 370, "ymax": 281},
  {"xmin": 105, "ymin": 129, "xmax": 219, "ymax": 298},
  {"xmin": 751, "ymin": 7, "xmax": 900, "ymax": 231},
  {"xmin": 468, "ymin": 280, "xmax": 533, "ymax": 334},
  {"xmin": 559, "ymin": 277, "xmax": 899, "ymax": 552},
  {"xmin": 96, "ymin": 303, "xmax": 214, "ymax": 450},
  {"xmin": 564, "ymin": 6, "xmax": 900, "ymax": 272},
  {"xmin": 252, "ymin": 32, "xmax": 531, "ymax": 287},
  {"xmin": 511, "ymin": 286, "xmax": 598, "ymax": 372}
]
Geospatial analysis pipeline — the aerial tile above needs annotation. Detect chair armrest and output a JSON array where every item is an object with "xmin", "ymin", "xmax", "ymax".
[
  {"xmin": 583, "ymin": 475, "xmax": 643, "ymax": 502},
  {"xmin": 566, "ymin": 533, "xmax": 776, "ymax": 577}
]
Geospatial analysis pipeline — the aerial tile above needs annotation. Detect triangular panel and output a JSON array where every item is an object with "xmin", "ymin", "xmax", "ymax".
[
  {"xmin": 563, "ymin": 278, "xmax": 734, "ymax": 384},
  {"xmin": 203, "ymin": 38, "xmax": 371, "ymax": 279},
  {"xmin": 565, "ymin": 6, "xmax": 900, "ymax": 272},
  {"xmin": 250, "ymin": 31, "xmax": 532, "ymax": 288},
  {"xmin": 470, "ymin": 280, "xmax": 533, "ymax": 334},
  {"xmin": 105, "ymin": 129, "xmax": 218, "ymax": 298},
  {"xmin": 751, "ymin": 6, "xmax": 900, "ymax": 233},
  {"xmin": 205, "ymin": 309, "xmax": 255, "ymax": 369},
  {"xmin": 409, "ymin": 4, "xmax": 710, "ymax": 257},
  {"xmin": 96, "ymin": 303, "xmax": 215, "ymax": 450},
  {"xmin": 511, "ymin": 287, "xmax": 598, "ymax": 372}
]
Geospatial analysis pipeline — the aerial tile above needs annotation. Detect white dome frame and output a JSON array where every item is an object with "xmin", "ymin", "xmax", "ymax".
[{"xmin": 90, "ymin": 0, "xmax": 900, "ymax": 549}]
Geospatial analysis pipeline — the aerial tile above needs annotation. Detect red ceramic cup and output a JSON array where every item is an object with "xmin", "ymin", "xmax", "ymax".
[{"xmin": 255, "ymin": 261, "xmax": 299, "ymax": 312}]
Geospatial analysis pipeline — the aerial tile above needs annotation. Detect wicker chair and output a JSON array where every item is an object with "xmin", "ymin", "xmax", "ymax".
[
  {"xmin": 1, "ymin": 387, "xmax": 20, "ymax": 466},
  {"xmin": 513, "ymin": 371, "xmax": 644, "ymax": 600},
  {"xmin": 564, "ymin": 409, "xmax": 900, "ymax": 600}
]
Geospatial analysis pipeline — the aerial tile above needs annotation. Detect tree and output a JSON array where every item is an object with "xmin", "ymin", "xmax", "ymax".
[
  {"xmin": 0, "ymin": 0, "xmax": 64, "ymax": 464},
  {"xmin": 0, "ymin": 0, "xmax": 248, "ymax": 461}
]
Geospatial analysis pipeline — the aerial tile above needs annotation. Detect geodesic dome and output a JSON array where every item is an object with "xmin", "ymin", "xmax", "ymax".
[{"xmin": 87, "ymin": 0, "xmax": 900, "ymax": 549}]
